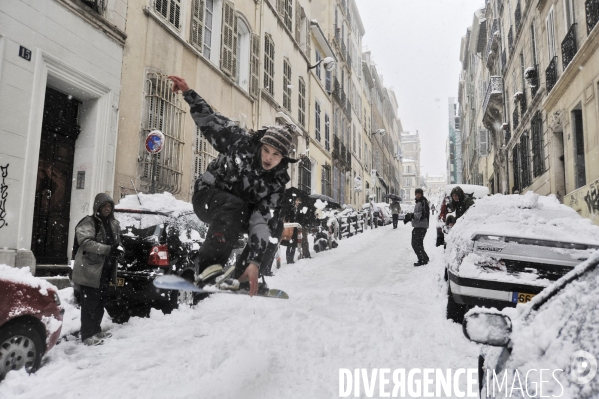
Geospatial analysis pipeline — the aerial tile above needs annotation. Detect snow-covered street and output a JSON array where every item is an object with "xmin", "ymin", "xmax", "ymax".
[{"xmin": 0, "ymin": 225, "xmax": 480, "ymax": 399}]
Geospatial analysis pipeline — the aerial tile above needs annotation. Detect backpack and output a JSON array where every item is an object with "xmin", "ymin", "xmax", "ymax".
[{"xmin": 71, "ymin": 216, "xmax": 101, "ymax": 260}]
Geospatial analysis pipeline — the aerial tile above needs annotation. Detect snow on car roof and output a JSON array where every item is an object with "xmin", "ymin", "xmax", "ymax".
[
  {"xmin": 444, "ymin": 184, "xmax": 489, "ymax": 199},
  {"xmin": 116, "ymin": 192, "xmax": 193, "ymax": 216},
  {"xmin": 0, "ymin": 264, "xmax": 57, "ymax": 296},
  {"xmin": 448, "ymin": 192, "xmax": 599, "ymax": 248}
]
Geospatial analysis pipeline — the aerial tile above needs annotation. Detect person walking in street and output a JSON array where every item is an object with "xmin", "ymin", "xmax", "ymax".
[
  {"xmin": 72, "ymin": 193, "xmax": 124, "ymax": 346},
  {"xmin": 169, "ymin": 75, "xmax": 297, "ymax": 296},
  {"xmin": 283, "ymin": 197, "xmax": 302, "ymax": 264},
  {"xmin": 390, "ymin": 200, "xmax": 401, "ymax": 229},
  {"xmin": 447, "ymin": 186, "xmax": 475, "ymax": 221},
  {"xmin": 410, "ymin": 188, "xmax": 430, "ymax": 266},
  {"xmin": 431, "ymin": 204, "xmax": 436, "ymax": 215}
]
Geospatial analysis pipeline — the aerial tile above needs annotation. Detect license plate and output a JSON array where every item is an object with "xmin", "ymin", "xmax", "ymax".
[
  {"xmin": 110, "ymin": 278, "xmax": 125, "ymax": 287},
  {"xmin": 512, "ymin": 292, "xmax": 535, "ymax": 304}
]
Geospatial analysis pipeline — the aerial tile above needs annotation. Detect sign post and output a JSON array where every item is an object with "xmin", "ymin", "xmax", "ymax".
[{"xmin": 145, "ymin": 130, "xmax": 165, "ymax": 194}]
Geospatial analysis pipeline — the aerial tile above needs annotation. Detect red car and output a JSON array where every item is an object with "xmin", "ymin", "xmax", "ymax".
[{"xmin": 0, "ymin": 267, "xmax": 64, "ymax": 380}]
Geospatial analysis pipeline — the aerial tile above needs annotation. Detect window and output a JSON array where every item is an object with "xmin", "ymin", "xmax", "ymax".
[
  {"xmin": 298, "ymin": 77, "xmax": 306, "ymax": 127},
  {"xmin": 283, "ymin": 58, "xmax": 292, "ymax": 111},
  {"xmin": 531, "ymin": 22, "xmax": 538, "ymax": 65},
  {"xmin": 298, "ymin": 157, "xmax": 311, "ymax": 193},
  {"xmin": 512, "ymin": 145, "xmax": 520, "ymax": 192},
  {"xmin": 352, "ymin": 125, "xmax": 356, "ymax": 154},
  {"xmin": 203, "ymin": 0, "xmax": 215, "ymax": 58},
  {"xmin": 220, "ymin": 1, "xmax": 238, "ymax": 78},
  {"xmin": 283, "ymin": 0, "xmax": 292, "ymax": 31},
  {"xmin": 315, "ymin": 101, "xmax": 321, "ymax": 141},
  {"xmin": 546, "ymin": 7, "xmax": 557, "ymax": 60},
  {"xmin": 333, "ymin": 165, "xmax": 339, "ymax": 201},
  {"xmin": 190, "ymin": 0, "xmax": 205, "ymax": 50},
  {"xmin": 236, "ymin": 18, "xmax": 251, "ymax": 91},
  {"xmin": 315, "ymin": 49, "xmax": 322, "ymax": 80},
  {"xmin": 140, "ymin": 71, "xmax": 186, "ymax": 194},
  {"xmin": 325, "ymin": 113, "xmax": 330, "ymax": 151},
  {"xmin": 325, "ymin": 69, "xmax": 332, "ymax": 92},
  {"xmin": 264, "ymin": 35, "xmax": 275, "ymax": 95},
  {"xmin": 155, "ymin": 0, "xmax": 181, "ymax": 29},
  {"xmin": 564, "ymin": 0, "xmax": 575, "ymax": 27},
  {"xmin": 520, "ymin": 133, "xmax": 531, "ymax": 188},
  {"xmin": 250, "ymin": 34, "xmax": 260, "ymax": 97},
  {"xmin": 321, "ymin": 164, "xmax": 332, "ymax": 197},
  {"xmin": 572, "ymin": 109, "xmax": 586, "ymax": 189},
  {"xmin": 531, "ymin": 112, "xmax": 544, "ymax": 177}
]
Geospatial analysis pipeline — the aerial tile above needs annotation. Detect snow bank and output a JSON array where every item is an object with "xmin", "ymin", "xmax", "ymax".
[
  {"xmin": 0, "ymin": 264, "xmax": 57, "ymax": 296},
  {"xmin": 117, "ymin": 192, "xmax": 193, "ymax": 215}
]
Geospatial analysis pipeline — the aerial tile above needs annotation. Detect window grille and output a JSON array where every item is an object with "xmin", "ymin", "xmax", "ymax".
[
  {"xmin": 298, "ymin": 157, "xmax": 311, "ymax": 193},
  {"xmin": 140, "ymin": 71, "xmax": 186, "ymax": 194},
  {"xmin": 283, "ymin": 59, "xmax": 292, "ymax": 111},
  {"xmin": 155, "ymin": 0, "xmax": 181, "ymax": 29},
  {"xmin": 531, "ymin": 112, "xmax": 545, "ymax": 177},
  {"xmin": 315, "ymin": 101, "xmax": 321, "ymax": 141},
  {"xmin": 298, "ymin": 77, "xmax": 306, "ymax": 127},
  {"xmin": 264, "ymin": 35, "xmax": 275, "ymax": 95}
]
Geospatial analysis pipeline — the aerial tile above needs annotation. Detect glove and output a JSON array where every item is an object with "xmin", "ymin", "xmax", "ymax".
[{"xmin": 109, "ymin": 245, "xmax": 125, "ymax": 258}]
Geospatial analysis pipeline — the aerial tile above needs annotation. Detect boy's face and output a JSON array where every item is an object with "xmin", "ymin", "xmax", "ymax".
[
  {"xmin": 261, "ymin": 144, "xmax": 283, "ymax": 170},
  {"xmin": 452, "ymin": 194, "xmax": 460, "ymax": 202}
]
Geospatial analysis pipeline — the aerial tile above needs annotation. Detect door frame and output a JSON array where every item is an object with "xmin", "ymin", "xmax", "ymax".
[{"xmin": 19, "ymin": 51, "xmax": 116, "ymax": 257}]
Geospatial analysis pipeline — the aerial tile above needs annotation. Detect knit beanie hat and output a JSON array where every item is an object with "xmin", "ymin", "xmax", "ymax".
[{"xmin": 260, "ymin": 124, "xmax": 295, "ymax": 157}]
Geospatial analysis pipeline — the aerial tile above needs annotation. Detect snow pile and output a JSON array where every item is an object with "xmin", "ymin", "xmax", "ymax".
[
  {"xmin": 446, "ymin": 193, "xmax": 599, "ymax": 280},
  {"xmin": 0, "ymin": 264, "xmax": 57, "ymax": 296},
  {"xmin": 117, "ymin": 192, "xmax": 193, "ymax": 215}
]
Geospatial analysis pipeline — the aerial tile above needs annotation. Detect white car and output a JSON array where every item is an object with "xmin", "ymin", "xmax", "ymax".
[{"xmin": 445, "ymin": 192, "xmax": 599, "ymax": 323}]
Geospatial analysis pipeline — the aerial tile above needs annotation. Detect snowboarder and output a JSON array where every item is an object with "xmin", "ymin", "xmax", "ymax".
[
  {"xmin": 390, "ymin": 200, "xmax": 401, "ymax": 229},
  {"xmin": 447, "ymin": 186, "xmax": 475, "ymax": 221},
  {"xmin": 169, "ymin": 75, "xmax": 298, "ymax": 296},
  {"xmin": 72, "ymin": 193, "xmax": 124, "ymax": 346},
  {"xmin": 410, "ymin": 188, "xmax": 430, "ymax": 266}
]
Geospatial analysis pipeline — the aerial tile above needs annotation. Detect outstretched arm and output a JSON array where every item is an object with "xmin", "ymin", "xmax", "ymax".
[{"xmin": 169, "ymin": 75, "xmax": 245, "ymax": 153}]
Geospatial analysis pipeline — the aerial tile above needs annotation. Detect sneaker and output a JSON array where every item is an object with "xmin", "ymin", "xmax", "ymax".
[
  {"xmin": 197, "ymin": 264, "xmax": 224, "ymax": 286},
  {"xmin": 217, "ymin": 278, "xmax": 240, "ymax": 291},
  {"xmin": 83, "ymin": 336, "xmax": 104, "ymax": 346},
  {"xmin": 414, "ymin": 262, "xmax": 425, "ymax": 267},
  {"xmin": 94, "ymin": 331, "xmax": 112, "ymax": 339}
]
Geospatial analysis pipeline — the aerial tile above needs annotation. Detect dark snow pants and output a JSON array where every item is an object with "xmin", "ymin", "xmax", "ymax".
[
  {"xmin": 286, "ymin": 227, "xmax": 298, "ymax": 263},
  {"xmin": 392, "ymin": 214, "xmax": 399, "ymax": 228},
  {"xmin": 411, "ymin": 228, "xmax": 429, "ymax": 263},
  {"xmin": 193, "ymin": 188, "xmax": 249, "ymax": 272},
  {"xmin": 80, "ymin": 267, "xmax": 111, "ymax": 340}
]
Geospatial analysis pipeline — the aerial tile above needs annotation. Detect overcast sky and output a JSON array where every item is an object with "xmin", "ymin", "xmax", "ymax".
[{"xmin": 355, "ymin": 0, "xmax": 484, "ymax": 177}]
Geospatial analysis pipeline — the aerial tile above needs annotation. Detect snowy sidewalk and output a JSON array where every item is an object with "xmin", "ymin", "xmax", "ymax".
[{"xmin": 0, "ymin": 224, "xmax": 480, "ymax": 399}]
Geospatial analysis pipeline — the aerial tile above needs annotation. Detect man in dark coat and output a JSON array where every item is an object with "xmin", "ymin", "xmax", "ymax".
[
  {"xmin": 410, "ymin": 188, "xmax": 430, "ymax": 266},
  {"xmin": 447, "ymin": 186, "xmax": 475, "ymax": 220},
  {"xmin": 170, "ymin": 76, "xmax": 297, "ymax": 296},
  {"xmin": 72, "ymin": 193, "xmax": 124, "ymax": 346}
]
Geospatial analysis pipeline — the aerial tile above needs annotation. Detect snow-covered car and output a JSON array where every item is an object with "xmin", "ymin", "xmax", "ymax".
[
  {"xmin": 0, "ymin": 265, "xmax": 64, "ymax": 381},
  {"xmin": 376, "ymin": 203, "xmax": 393, "ymax": 226},
  {"xmin": 463, "ymin": 250, "xmax": 599, "ymax": 398},
  {"xmin": 445, "ymin": 192, "xmax": 599, "ymax": 323}
]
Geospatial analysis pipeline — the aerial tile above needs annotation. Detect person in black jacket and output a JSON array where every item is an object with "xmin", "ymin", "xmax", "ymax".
[
  {"xmin": 170, "ymin": 76, "xmax": 298, "ymax": 296},
  {"xmin": 447, "ymin": 186, "xmax": 475, "ymax": 221}
]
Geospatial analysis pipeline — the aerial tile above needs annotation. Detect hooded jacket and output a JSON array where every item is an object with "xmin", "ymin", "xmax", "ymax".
[
  {"xmin": 411, "ymin": 196, "xmax": 430, "ymax": 229},
  {"xmin": 184, "ymin": 89, "xmax": 292, "ymax": 265},
  {"xmin": 71, "ymin": 193, "xmax": 122, "ymax": 288},
  {"xmin": 447, "ymin": 186, "xmax": 475, "ymax": 220}
]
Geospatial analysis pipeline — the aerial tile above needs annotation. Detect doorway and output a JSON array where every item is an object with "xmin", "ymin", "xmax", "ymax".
[{"xmin": 31, "ymin": 87, "xmax": 81, "ymax": 265}]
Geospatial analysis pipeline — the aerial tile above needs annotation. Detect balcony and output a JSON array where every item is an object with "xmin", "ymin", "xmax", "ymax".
[
  {"xmin": 482, "ymin": 76, "xmax": 503, "ymax": 130},
  {"xmin": 586, "ymin": 0, "xmax": 599, "ymax": 34},
  {"xmin": 515, "ymin": 2, "xmax": 522, "ymax": 32},
  {"xmin": 545, "ymin": 56, "xmax": 558, "ymax": 93},
  {"xmin": 561, "ymin": 23, "xmax": 577, "ymax": 70}
]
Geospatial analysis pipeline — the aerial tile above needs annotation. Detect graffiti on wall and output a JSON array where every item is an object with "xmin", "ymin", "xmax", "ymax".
[
  {"xmin": 565, "ymin": 177, "xmax": 599, "ymax": 226},
  {"xmin": 0, "ymin": 164, "xmax": 8, "ymax": 228}
]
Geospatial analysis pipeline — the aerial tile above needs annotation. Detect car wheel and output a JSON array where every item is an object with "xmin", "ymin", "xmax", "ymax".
[
  {"xmin": 0, "ymin": 322, "xmax": 44, "ymax": 381},
  {"xmin": 446, "ymin": 286, "xmax": 467, "ymax": 324}
]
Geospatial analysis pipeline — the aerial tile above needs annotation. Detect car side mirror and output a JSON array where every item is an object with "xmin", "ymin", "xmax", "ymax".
[{"xmin": 463, "ymin": 310, "xmax": 512, "ymax": 347}]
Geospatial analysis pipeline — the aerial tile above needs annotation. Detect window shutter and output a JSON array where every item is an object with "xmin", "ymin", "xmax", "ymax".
[
  {"xmin": 479, "ymin": 129, "xmax": 488, "ymax": 155},
  {"xmin": 169, "ymin": 0, "xmax": 181, "ymax": 28},
  {"xmin": 305, "ymin": 10, "xmax": 311, "ymax": 56},
  {"xmin": 190, "ymin": 0, "xmax": 205, "ymax": 50},
  {"xmin": 295, "ymin": 4, "xmax": 301, "ymax": 42},
  {"xmin": 277, "ymin": 0, "xmax": 285, "ymax": 16},
  {"xmin": 250, "ymin": 33, "xmax": 260, "ymax": 97},
  {"xmin": 220, "ymin": 1, "xmax": 237, "ymax": 77}
]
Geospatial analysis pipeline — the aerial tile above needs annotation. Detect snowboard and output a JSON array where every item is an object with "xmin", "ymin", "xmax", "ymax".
[{"xmin": 153, "ymin": 275, "xmax": 289, "ymax": 299}]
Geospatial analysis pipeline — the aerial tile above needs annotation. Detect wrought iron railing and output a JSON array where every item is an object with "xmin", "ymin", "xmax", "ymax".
[
  {"xmin": 520, "ymin": 89, "xmax": 527, "ymax": 116},
  {"xmin": 482, "ymin": 76, "xmax": 503, "ymax": 119},
  {"xmin": 515, "ymin": 2, "xmax": 522, "ymax": 32},
  {"xmin": 545, "ymin": 56, "xmax": 558, "ymax": 93},
  {"xmin": 513, "ymin": 107, "xmax": 519, "ymax": 130},
  {"xmin": 586, "ymin": 0, "xmax": 599, "ymax": 34},
  {"xmin": 561, "ymin": 23, "xmax": 577, "ymax": 70},
  {"xmin": 508, "ymin": 27, "xmax": 514, "ymax": 52}
]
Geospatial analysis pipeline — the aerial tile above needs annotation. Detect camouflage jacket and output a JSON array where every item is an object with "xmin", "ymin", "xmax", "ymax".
[{"xmin": 183, "ymin": 89, "xmax": 290, "ymax": 265}]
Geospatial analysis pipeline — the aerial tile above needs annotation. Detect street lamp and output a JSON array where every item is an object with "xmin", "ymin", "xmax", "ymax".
[{"xmin": 308, "ymin": 56, "xmax": 336, "ymax": 72}]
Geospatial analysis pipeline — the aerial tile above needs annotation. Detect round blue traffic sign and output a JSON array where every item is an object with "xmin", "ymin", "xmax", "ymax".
[{"xmin": 145, "ymin": 130, "xmax": 165, "ymax": 154}]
